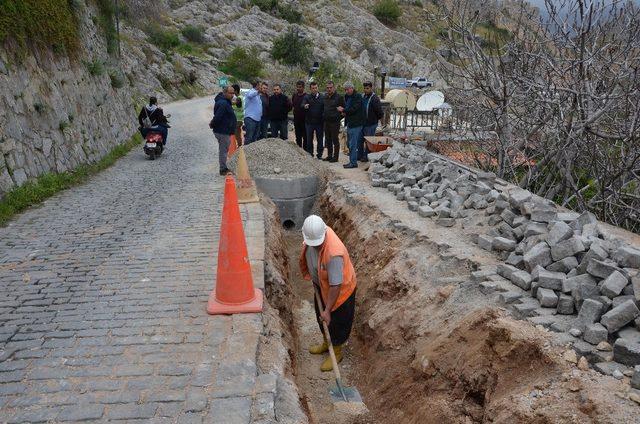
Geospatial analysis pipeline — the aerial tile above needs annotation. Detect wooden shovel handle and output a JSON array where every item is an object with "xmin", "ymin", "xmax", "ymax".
[{"xmin": 314, "ymin": 289, "xmax": 342, "ymax": 382}]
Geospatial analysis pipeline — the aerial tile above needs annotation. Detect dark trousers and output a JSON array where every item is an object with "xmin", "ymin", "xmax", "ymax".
[
  {"xmin": 244, "ymin": 117, "xmax": 260, "ymax": 144},
  {"xmin": 360, "ymin": 123, "xmax": 377, "ymax": 160},
  {"xmin": 305, "ymin": 123, "xmax": 324, "ymax": 158},
  {"xmin": 294, "ymin": 119, "xmax": 306, "ymax": 149},
  {"xmin": 324, "ymin": 121, "xmax": 340, "ymax": 160},
  {"xmin": 313, "ymin": 287, "xmax": 356, "ymax": 346},
  {"xmin": 270, "ymin": 119, "xmax": 288, "ymax": 140},
  {"xmin": 259, "ymin": 117, "xmax": 269, "ymax": 140}
]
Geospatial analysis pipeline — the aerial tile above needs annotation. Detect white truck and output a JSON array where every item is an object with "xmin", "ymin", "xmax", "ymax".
[{"xmin": 407, "ymin": 77, "xmax": 434, "ymax": 88}]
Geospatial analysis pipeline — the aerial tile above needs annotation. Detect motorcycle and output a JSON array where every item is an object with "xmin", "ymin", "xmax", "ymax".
[
  {"xmin": 143, "ymin": 114, "xmax": 170, "ymax": 161},
  {"xmin": 143, "ymin": 131, "xmax": 164, "ymax": 160}
]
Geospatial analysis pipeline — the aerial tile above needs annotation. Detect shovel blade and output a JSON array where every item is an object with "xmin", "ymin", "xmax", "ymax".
[{"xmin": 329, "ymin": 384, "xmax": 363, "ymax": 403}]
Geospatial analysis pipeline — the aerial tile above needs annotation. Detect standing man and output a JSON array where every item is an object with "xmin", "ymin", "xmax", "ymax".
[
  {"xmin": 258, "ymin": 81, "xmax": 270, "ymax": 140},
  {"xmin": 302, "ymin": 82, "xmax": 324, "ymax": 158},
  {"xmin": 232, "ymin": 84, "xmax": 244, "ymax": 146},
  {"xmin": 243, "ymin": 80, "xmax": 262, "ymax": 144},
  {"xmin": 211, "ymin": 86, "xmax": 237, "ymax": 175},
  {"xmin": 338, "ymin": 82, "xmax": 365, "ymax": 169},
  {"xmin": 267, "ymin": 83, "xmax": 292, "ymax": 140},
  {"xmin": 361, "ymin": 81, "xmax": 383, "ymax": 163},
  {"xmin": 299, "ymin": 215, "xmax": 357, "ymax": 372},
  {"xmin": 322, "ymin": 81, "xmax": 344, "ymax": 162},
  {"xmin": 291, "ymin": 80, "xmax": 307, "ymax": 150}
]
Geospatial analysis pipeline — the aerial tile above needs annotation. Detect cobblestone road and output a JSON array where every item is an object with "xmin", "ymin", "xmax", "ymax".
[{"xmin": 0, "ymin": 97, "xmax": 272, "ymax": 423}]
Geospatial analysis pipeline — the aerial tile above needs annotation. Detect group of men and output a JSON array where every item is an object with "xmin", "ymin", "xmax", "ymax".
[{"xmin": 211, "ymin": 78, "xmax": 384, "ymax": 173}]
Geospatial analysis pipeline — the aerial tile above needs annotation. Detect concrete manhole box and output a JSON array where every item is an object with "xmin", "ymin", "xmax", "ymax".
[{"xmin": 255, "ymin": 175, "xmax": 318, "ymax": 229}]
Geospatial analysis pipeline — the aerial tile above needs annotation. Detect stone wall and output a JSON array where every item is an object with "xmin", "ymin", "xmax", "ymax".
[{"xmin": 0, "ymin": 4, "xmax": 137, "ymax": 198}]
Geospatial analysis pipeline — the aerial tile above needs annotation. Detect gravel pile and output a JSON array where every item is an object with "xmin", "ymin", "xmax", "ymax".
[{"xmin": 229, "ymin": 138, "xmax": 323, "ymax": 178}]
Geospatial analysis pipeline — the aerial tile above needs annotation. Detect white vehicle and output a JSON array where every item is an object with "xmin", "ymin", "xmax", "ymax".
[{"xmin": 407, "ymin": 77, "xmax": 434, "ymax": 88}]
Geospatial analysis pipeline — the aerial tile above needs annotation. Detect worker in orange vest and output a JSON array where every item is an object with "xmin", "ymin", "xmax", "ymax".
[{"xmin": 299, "ymin": 215, "xmax": 357, "ymax": 372}]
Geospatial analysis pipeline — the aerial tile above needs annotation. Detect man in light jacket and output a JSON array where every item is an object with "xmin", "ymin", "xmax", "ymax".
[{"xmin": 243, "ymin": 80, "xmax": 262, "ymax": 144}]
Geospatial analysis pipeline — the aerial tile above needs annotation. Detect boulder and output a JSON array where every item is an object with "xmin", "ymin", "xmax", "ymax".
[
  {"xmin": 562, "ymin": 274, "xmax": 597, "ymax": 294},
  {"xmin": 601, "ymin": 300, "xmax": 640, "ymax": 333},
  {"xmin": 614, "ymin": 246, "xmax": 640, "ymax": 269},
  {"xmin": 574, "ymin": 299, "xmax": 604, "ymax": 331},
  {"xmin": 584, "ymin": 323, "xmax": 608, "ymax": 345},
  {"xmin": 587, "ymin": 259, "xmax": 621, "ymax": 280},
  {"xmin": 493, "ymin": 237, "xmax": 516, "ymax": 252},
  {"xmin": 557, "ymin": 294, "xmax": 575, "ymax": 315},
  {"xmin": 600, "ymin": 271, "xmax": 629, "ymax": 299},
  {"xmin": 547, "ymin": 257, "xmax": 579, "ymax": 273},
  {"xmin": 550, "ymin": 236, "xmax": 585, "ymax": 261},
  {"xmin": 613, "ymin": 338, "xmax": 640, "ymax": 366},
  {"xmin": 537, "ymin": 288, "xmax": 558, "ymax": 307},
  {"xmin": 418, "ymin": 205, "xmax": 436, "ymax": 218},
  {"xmin": 523, "ymin": 242, "xmax": 553, "ymax": 272},
  {"xmin": 534, "ymin": 267, "xmax": 565, "ymax": 291},
  {"xmin": 510, "ymin": 270, "xmax": 532, "ymax": 290}
]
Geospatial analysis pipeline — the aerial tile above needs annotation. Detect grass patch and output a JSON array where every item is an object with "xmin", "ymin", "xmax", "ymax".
[
  {"xmin": 373, "ymin": 0, "xmax": 402, "ymax": 26},
  {"xmin": 181, "ymin": 25, "xmax": 205, "ymax": 43},
  {"xmin": 0, "ymin": 0, "xmax": 80, "ymax": 54},
  {"xmin": 95, "ymin": 0, "xmax": 118, "ymax": 54},
  {"xmin": 0, "ymin": 133, "xmax": 143, "ymax": 226},
  {"xmin": 146, "ymin": 24, "xmax": 181, "ymax": 52}
]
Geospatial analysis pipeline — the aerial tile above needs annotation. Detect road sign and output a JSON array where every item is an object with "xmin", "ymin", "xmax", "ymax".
[
  {"xmin": 218, "ymin": 77, "xmax": 229, "ymax": 88},
  {"xmin": 388, "ymin": 77, "xmax": 407, "ymax": 88}
]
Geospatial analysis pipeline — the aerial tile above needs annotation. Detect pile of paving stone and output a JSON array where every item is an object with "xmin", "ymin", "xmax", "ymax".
[{"xmin": 369, "ymin": 143, "xmax": 640, "ymax": 384}]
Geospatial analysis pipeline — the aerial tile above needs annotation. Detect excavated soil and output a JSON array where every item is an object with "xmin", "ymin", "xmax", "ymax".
[{"xmin": 259, "ymin": 147, "xmax": 639, "ymax": 423}]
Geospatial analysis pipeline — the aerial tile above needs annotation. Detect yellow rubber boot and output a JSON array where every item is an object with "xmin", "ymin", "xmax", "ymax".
[
  {"xmin": 320, "ymin": 345, "xmax": 343, "ymax": 372},
  {"xmin": 309, "ymin": 338, "xmax": 329, "ymax": 355}
]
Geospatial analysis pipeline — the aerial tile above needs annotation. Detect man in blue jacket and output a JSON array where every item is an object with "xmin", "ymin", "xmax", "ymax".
[{"xmin": 212, "ymin": 86, "xmax": 237, "ymax": 175}]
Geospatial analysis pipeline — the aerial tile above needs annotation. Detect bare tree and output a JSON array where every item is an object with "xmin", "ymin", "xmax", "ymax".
[{"xmin": 437, "ymin": 0, "xmax": 640, "ymax": 232}]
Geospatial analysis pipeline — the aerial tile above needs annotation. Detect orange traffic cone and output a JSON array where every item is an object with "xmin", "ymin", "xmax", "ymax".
[
  {"xmin": 236, "ymin": 147, "xmax": 259, "ymax": 204},
  {"xmin": 207, "ymin": 175, "xmax": 263, "ymax": 315},
  {"xmin": 228, "ymin": 135, "xmax": 238, "ymax": 158}
]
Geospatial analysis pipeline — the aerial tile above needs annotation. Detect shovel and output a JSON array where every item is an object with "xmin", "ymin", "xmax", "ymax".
[{"xmin": 313, "ymin": 289, "xmax": 365, "ymax": 407}]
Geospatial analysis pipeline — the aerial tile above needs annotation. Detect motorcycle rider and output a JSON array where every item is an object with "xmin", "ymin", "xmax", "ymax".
[{"xmin": 138, "ymin": 97, "xmax": 170, "ymax": 145}]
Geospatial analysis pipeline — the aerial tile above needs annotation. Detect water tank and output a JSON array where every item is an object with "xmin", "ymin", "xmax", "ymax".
[{"xmin": 383, "ymin": 89, "xmax": 417, "ymax": 111}]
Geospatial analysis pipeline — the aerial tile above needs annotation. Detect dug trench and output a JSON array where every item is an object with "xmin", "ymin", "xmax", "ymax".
[{"xmin": 258, "ymin": 165, "xmax": 637, "ymax": 424}]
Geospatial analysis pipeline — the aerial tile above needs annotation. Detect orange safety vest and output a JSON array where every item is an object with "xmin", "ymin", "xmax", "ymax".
[{"xmin": 299, "ymin": 227, "xmax": 357, "ymax": 311}]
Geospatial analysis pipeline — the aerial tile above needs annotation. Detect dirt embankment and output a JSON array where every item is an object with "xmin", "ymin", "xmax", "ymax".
[
  {"xmin": 258, "ymin": 153, "xmax": 638, "ymax": 423},
  {"xmin": 317, "ymin": 180, "xmax": 637, "ymax": 424}
]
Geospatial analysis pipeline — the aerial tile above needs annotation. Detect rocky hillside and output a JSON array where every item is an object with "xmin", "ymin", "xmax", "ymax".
[{"xmin": 0, "ymin": 0, "xmax": 442, "ymax": 198}]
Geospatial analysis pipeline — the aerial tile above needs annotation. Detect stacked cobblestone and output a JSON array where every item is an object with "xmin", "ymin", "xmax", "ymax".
[{"xmin": 369, "ymin": 143, "xmax": 640, "ymax": 385}]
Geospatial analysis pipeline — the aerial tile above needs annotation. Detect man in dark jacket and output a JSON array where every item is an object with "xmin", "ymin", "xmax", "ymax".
[
  {"xmin": 291, "ymin": 80, "xmax": 307, "ymax": 150},
  {"xmin": 302, "ymin": 82, "xmax": 324, "ymax": 158},
  {"xmin": 212, "ymin": 86, "xmax": 238, "ymax": 175},
  {"xmin": 258, "ymin": 82, "xmax": 270, "ymax": 140},
  {"xmin": 138, "ymin": 97, "xmax": 170, "ymax": 145},
  {"xmin": 322, "ymin": 81, "xmax": 344, "ymax": 162},
  {"xmin": 267, "ymin": 84, "xmax": 292, "ymax": 140},
  {"xmin": 360, "ymin": 81, "xmax": 384, "ymax": 162},
  {"xmin": 338, "ymin": 82, "xmax": 365, "ymax": 169}
]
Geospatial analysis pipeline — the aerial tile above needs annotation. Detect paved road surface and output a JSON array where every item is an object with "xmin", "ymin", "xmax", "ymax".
[{"xmin": 0, "ymin": 97, "xmax": 269, "ymax": 423}]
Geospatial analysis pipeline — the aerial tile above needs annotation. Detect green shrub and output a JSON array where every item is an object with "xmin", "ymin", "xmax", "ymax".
[
  {"xmin": 85, "ymin": 59, "xmax": 105, "ymax": 76},
  {"xmin": 373, "ymin": 0, "xmax": 402, "ymax": 25},
  {"xmin": 96, "ymin": 0, "xmax": 118, "ymax": 54},
  {"xmin": 109, "ymin": 69, "xmax": 125, "ymax": 89},
  {"xmin": 251, "ymin": 0, "xmax": 277, "ymax": 11},
  {"xmin": 0, "ymin": 0, "xmax": 80, "ymax": 54},
  {"xmin": 220, "ymin": 46, "xmax": 264, "ymax": 81},
  {"xmin": 181, "ymin": 25, "xmax": 205, "ymax": 43},
  {"xmin": 277, "ymin": 4, "xmax": 302, "ymax": 23},
  {"xmin": 146, "ymin": 24, "xmax": 181, "ymax": 51},
  {"xmin": 271, "ymin": 28, "xmax": 312, "ymax": 66}
]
